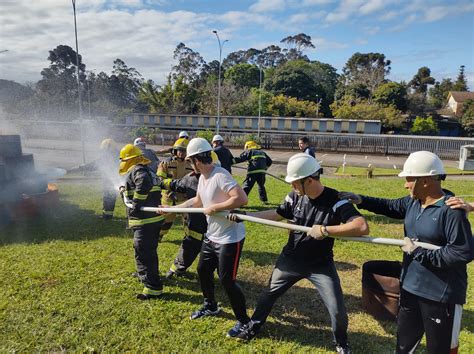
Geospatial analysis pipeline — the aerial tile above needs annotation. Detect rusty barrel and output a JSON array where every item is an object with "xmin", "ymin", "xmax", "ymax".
[{"xmin": 362, "ymin": 260, "xmax": 402, "ymax": 321}]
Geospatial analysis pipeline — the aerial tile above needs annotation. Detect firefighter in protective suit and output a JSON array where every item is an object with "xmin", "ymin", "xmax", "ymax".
[
  {"xmin": 156, "ymin": 138, "xmax": 194, "ymax": 240},
  {"xmin": 233, "ymin": 140, "xmax": 272, "ymax": 203},
  {"xmin": 162, "ymin": 152, "xmax": 221, "ymax": 279},
  {"xmin": 119, "ymin": 144, "xmax": 165, "ymax": 300},
  {"xmin": 99, "ymin": 138, "xmax": 120, "ymax": 219}
]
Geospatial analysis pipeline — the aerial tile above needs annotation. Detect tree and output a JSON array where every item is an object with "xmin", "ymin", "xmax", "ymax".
[
  {"xmin": 373, "ymin": 82, "xmax": 408, "ymax": 111},
  {"xmin": 224, "ymin": 63, "xmax": 260, "ymax": 89},
  {"xmin": 342, "ymin": 52, "xmax": 391, "ymax": 97},
  {"xmin": 461, "ymin": 99, "xmax": 474, "ymax": 136},
  {"xmin": 453, "ymin": 65, "xmax": 468, "ymax": 91},
  {"xmin": 429, "ymin": 78, "xmax": 454, "ymax": 108},
  {"xmin": 280, "ymin": 33, "xmax": 314, "ymax": 61},
  {"xmin": 222, "ymin": 48, "xmax": 261, "ymax": 69},
  {"xmin": 108, "ymin": 58, "xmax": 143, "ymax": 109},
  {"xmin": 410, "ymin": 116, "xmax": 439, "ymax": 135},
  {"xmin": 257, "ymin": 45, "xmax": 286, "ymax": 68},
  {"xmin": 267, "ymin": 94, "xmax": 318, "ymax": 117},
  {"xmin": 409, "ymin": 67, "xmax": 435, "ymax": 95},
  {"xmin": 172, "ymin": 43, "xmax": 206, "ymax": 84},
  {"xmin": 330, "ymin": 99, "xmax": 405, "ymax": 131}
]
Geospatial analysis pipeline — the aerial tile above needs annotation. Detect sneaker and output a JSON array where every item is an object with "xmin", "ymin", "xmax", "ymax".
[
  {"xmin": 226, "ymin": 320, "xmax": 249, "ymax": 338},
  {"xmin": 190, "ymin": 304, "xmax": 221, "ymax": 320},
  {"xmin": 336, "ymin": 345, "xmax": 351, "ymax": 354},
  {"xmin": 235, "ymin": 320, "xmax": 260, "ymax": 341},
  {"xmin": 165, "ymin": 269, "xmax": 175, "ymax": 279}
]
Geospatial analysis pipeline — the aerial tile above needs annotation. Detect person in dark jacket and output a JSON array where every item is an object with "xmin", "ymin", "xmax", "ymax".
[
  {"xmin": 119, "ymin": 144, "xmax": 165, "ymax": 300},
  {"xmin": 339, "ymin": 151, "xmax": 473, "ymax": 354},
  {"xmin": 233, "ymin": 140, "xmax": 272, "ymax": 203},
  {"xmin": 162, "ymin": 151, "xmax": 222, "ymax": 279},
  {"xmin": 212, "ymin": 134, "xmax": 234, "ymax": 173},
  {"xmin": 298, "ymin": 136, "xmax": 316, "ymax": 158},
  {"xmin": 134, "ymin": 137, "xmax": 160, "ymax": 173}
]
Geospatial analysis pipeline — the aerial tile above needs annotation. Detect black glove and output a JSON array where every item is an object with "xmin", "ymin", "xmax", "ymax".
[{"xmin": 227, "ymin": 209, "xmax": 246, "ymax": 223}]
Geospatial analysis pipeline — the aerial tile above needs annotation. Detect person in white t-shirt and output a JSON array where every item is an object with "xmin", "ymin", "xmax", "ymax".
[{"xmin": 172, "ymin": 138, "xmax": 251, "ymax": 338}]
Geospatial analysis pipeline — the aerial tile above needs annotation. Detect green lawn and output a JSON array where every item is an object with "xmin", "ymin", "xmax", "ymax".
[
  {"xmin": 336, "ymin": 166, "xmax": 474, "ymax": 177},
  {"xmin": 1, "ymin": 177, "xmax": 473, "ymax": 352}
]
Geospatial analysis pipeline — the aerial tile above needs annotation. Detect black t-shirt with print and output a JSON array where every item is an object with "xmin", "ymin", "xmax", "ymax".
[{"xmin": 276, "ymin": 186, "xmax": 361, "ymax": 266}]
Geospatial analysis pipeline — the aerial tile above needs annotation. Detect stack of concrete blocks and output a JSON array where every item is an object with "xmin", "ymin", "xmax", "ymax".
[{"xmin": 0, "ymin": 135, "xmax": 47, "ymax": 225}]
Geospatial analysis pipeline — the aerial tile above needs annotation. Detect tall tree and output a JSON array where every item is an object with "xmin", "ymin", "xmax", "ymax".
[
  {"xmin": 257, "ymin": 45, "xmax": 286, "ymax": 68},
  {"xmin": 172, "ymin": 43, "xmax": 206, "ymax": 84},
  {"xmin": 453, "ymin": 65, "xmax": 468, "ymax": 91},
  {"xmin": 373, "ymin": 82, "xmax": 408, "ymax": 111},
  {"xmin": 429, "ymin": 78, "xmax": 454, "ymax": 108},
  {"xmin": 342, "ymin": 52, "xmax": 391, "ymax": 98},
  {"xmin": 224, "ymin": 63, "xmax": 260, "ymax": 89},
  {"xmin": 409, "ymin": 66, "xmax": 435, "ymax": 95},
  {"xmin": 108, "ymin": 58, "xmax": 143, "ymax": 109},
  {"xmin": 280, "ymin": 33, "xmax": 315, "ymax": 53}
]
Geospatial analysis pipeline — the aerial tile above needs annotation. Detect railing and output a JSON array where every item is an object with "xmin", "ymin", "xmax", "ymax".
[{"xmin": 10, "ymin": 120, "xmax": 474, "ymax": 159}]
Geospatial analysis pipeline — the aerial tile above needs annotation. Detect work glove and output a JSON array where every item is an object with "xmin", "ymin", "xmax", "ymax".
[
  {"xmin": 308, "ymin": 224, "xmax": 327, "ymax": 240},
  {"xmin": 338, "ymin": 192, "xmax": 362, "ymax": 205},
  {"xmin": 227, "ymin": 210, "xmax": 247, "ymax": 223},
  {"xmin": 401, "ymin": 237, "xmax": 419, "ymax": 255}
]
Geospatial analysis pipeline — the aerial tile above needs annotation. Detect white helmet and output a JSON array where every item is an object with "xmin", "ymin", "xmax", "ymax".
[
  {"xmin": 212, "ymin": 134, "xmax": 224, "ymax": 142},
  {"xmin": 285, "ymin": 153, "xmax": 321, "ymax": 183},
  {"xmin": 398, "ymin": 151, "xmax": 446, "ymax": 177},
  {"xmin": 133, "ymin": 137, "xmax": 146, "ymax": 148},
  {"xmin": 179, "ymin": 131, "xmax": 189, "ymax": 139},
  {"xmin": 186, "ymin": 138, "xmax": 212, "ymax": 158}
]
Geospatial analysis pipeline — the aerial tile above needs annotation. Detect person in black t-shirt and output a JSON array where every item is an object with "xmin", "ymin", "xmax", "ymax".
[
  {"xmin": 212, "ymin": 134, "xmax": 234, "ymax": 173},
  {"xmin": 229, "ymin": 153, "xmax": 368, "ymax": 353}
]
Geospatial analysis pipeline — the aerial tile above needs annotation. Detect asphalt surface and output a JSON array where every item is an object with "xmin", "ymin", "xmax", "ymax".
[{"xmin": 21, "ymin": 137, "xmax": 462, "ymax": 174}]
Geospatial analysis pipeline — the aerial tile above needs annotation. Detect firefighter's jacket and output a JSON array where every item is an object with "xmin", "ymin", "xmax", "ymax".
[
  {"xmin": 157, "ymin": 157, "xmax": 193, "ymax": 203},
  {"xmin": 233, "ymin": 149, "xmax": 272, "ymax": 174},
  {"xmin": 125, "ymin": 164, "xmax": 164, "ymax": 228},
  {"xmin": 161, "ymin": 172, "xmax": 207, "ymax": 237}
]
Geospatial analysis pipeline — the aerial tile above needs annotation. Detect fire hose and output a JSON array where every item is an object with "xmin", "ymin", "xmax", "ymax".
[
  {"xmin": 121, "ymin": 192, "xmax": 440, "ymax": 250},
  {"xmin": 232, "ymin": 165, "xmax": 288, "ymax": 184}
]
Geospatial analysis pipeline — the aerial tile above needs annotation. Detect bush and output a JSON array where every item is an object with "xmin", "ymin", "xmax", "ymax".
[
  {"xmin": 233, "ymin": 133, "xmax": 262, "ymax": 147},
  {"xmin": 410, "ymin": 116, "xmax": 439, "ymax": 135},
  {"xmin": 195, "ymin": 130, "xmax": 214, "ymax": 142},
  {"xmin": 127, "ymin": 126, "xmax": 159, "ymax": 143}
]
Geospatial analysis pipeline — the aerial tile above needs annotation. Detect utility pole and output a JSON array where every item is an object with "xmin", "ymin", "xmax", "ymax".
[{"xmin": 212, "ymin": 30, "xmax": 228, "ymax": 134}]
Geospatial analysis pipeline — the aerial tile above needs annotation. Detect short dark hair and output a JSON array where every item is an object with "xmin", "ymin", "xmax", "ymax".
[
  {"xmin": 191, "ymin": 151, "xmax": 212, "ymax": 164},
  {"xmin": 299, "ymin": 137, "xmax": 310, "ymax": 144}
]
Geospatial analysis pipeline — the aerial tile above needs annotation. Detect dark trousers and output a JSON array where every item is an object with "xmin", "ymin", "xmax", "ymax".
[
  {"xmin": 197, "ymin": 237, "xmax": 249, "ymax": 323},
  {"xmin": 133, "ymin": 223, "xmax": 163, "ymax": 291},
  {"xmin": 171, "ymin": 234, "xmax": 203, "ymax": 273},
  {"xmin": 102, "ymin": 188, "xmax": 117, "ymax": 218},
  {"xmin": 243, "ymin": 173, "xmax": 267, "ymax": 202},
  {"xmin": 252, "ymin": 254, "xmax": 348, "ymax": 347},
  {"xmin": 396, "ymin": 289, "xmax": 462, "ymax": 354}
]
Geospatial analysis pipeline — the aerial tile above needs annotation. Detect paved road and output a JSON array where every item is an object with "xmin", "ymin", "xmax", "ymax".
[{"xmin": 22, "ymin": 137, "xmax": 461, "ymax": 172}]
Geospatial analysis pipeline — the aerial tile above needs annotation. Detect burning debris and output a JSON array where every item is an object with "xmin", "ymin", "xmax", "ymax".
[{"xmin": 0, "ymin": 134, "xmax": 60, "ymax": 225}]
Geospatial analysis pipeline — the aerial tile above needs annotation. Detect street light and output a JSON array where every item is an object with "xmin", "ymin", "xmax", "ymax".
[
  {"xmin": 212, "ymin": 30, "xmax": 228, "ymax": 134},
  {"xmin": 257, "ymin": 64, "xmax": 263, "ymax": 137},
  {"xmin": 71, "ymin": 0, "xmax": 86, "ymax": 165}
]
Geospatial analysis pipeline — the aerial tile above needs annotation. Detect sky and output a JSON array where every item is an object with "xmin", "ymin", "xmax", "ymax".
[{"xmin": 0, "ymin": 0, "xmax": 473, "ymax": 89}]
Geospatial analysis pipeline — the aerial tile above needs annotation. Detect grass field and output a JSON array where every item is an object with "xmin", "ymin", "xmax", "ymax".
[{"xmin": 1, "ymin": 176, "xmax": 473, "ymax": 352}]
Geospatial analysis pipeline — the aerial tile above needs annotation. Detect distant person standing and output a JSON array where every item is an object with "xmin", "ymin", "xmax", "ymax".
[
  {"xmin": 212, "ymin": 134, "xmax": 234, "ymax": 173},
  {"xmin": 99, "ymin": 138, "xmax": 120, "ymax": 219},
  {"xmin": 233, "ymin": 141, "xmax": 272, "ymax": 204},
  {"xmin": 298, "ymin": 137, "xmax": 315, "ymax": 158},
  {"xmin": 134, "ymin": 137, "xmax": 160, "ymax": 173}
]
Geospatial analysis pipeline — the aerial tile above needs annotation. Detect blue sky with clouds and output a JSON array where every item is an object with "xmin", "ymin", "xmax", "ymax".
[{"xmin": 1, "ymin": 0, "xmax": 473, "ymax": 88}]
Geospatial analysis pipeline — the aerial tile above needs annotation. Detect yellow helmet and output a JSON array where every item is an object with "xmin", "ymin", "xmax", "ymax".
[
  {"xmin": 120, "ymin": 144, "xmax": 143, "ymax": 161},
  {"xmin": 244, "ymin": 140, "xmax": 260, "ymax": 150},
  {"xmin": 173, "ymin": 138, "xmax": 189, "ymax": 151},
  {"xmin": 100, "ymin": 138, "xmax": 115, "ymax": 150},
  {"xmin": 210, "ymin": 151, "xmax": 221, "ymax": 167}
]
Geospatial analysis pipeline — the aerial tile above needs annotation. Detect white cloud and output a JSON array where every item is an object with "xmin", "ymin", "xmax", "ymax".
[
  {"xmin": 312, "ymin": 37, "xmax": 348, "ymax": 50},
  {"xmin": 249, "ymin": 0, "xmax": 286, "ymax": 13},
  {"xmin": 379, "ymin": 10, "xmax": 398, "ymax": 21},
  {"xmin": 288, "ymin": 11, "xmax": 326, "ymax": 24},
  {"xmin": 300, "ymin": 0, "xmax": 334, "ymax": 6},
  {"xmin": 359, "ymin": 0, "xmax": 386, "ymax": 15},
  {"xmin": 363, "ymin": 26, "xmax": 380, "ymax": 36}
]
